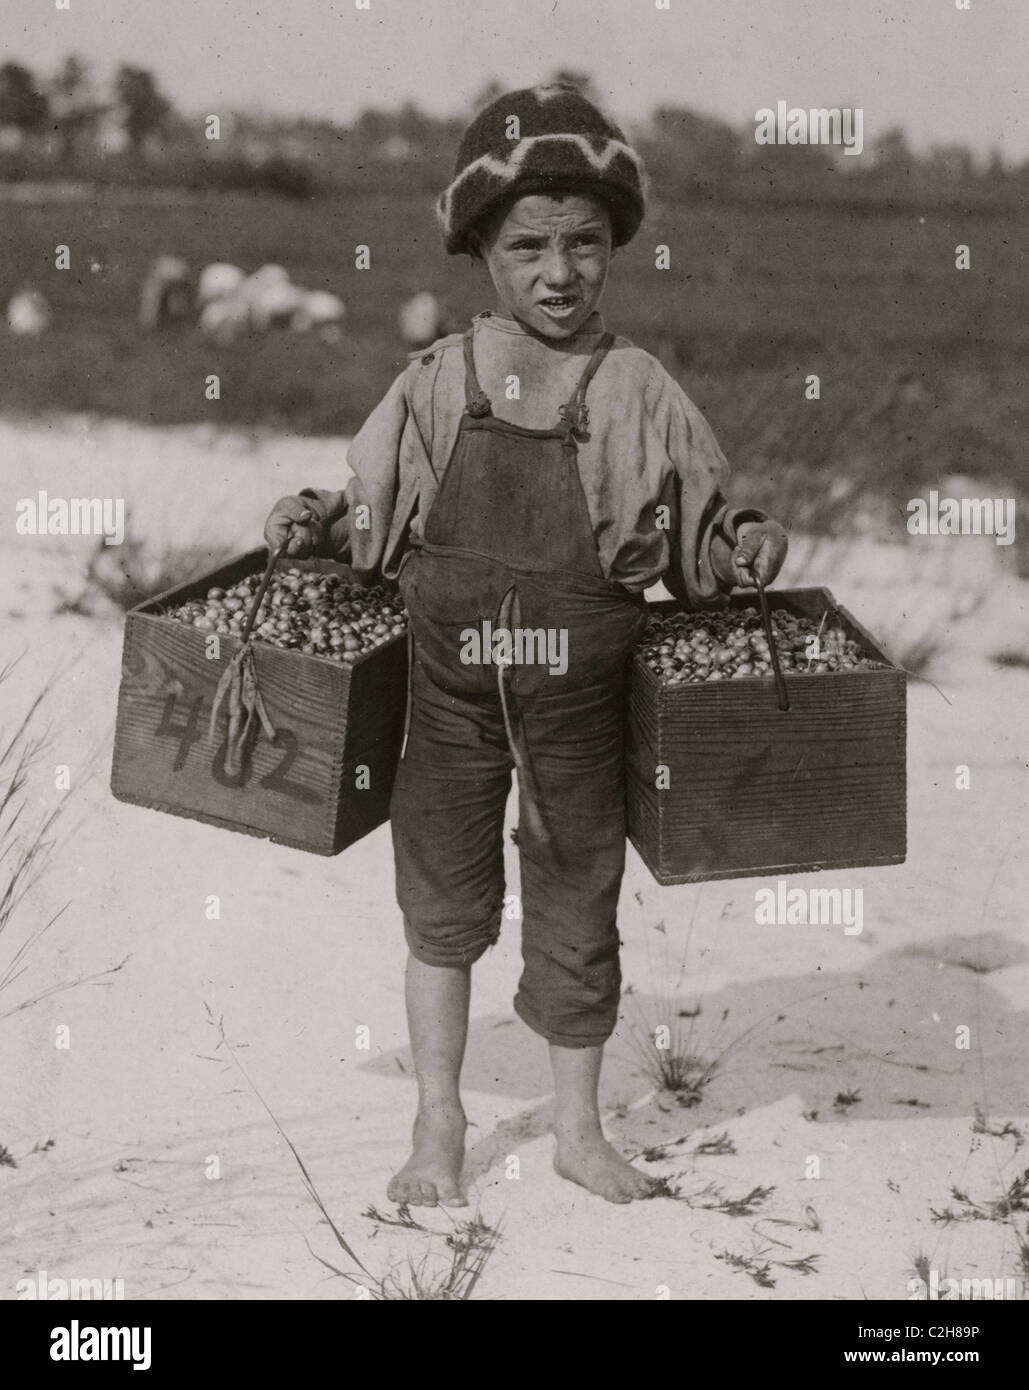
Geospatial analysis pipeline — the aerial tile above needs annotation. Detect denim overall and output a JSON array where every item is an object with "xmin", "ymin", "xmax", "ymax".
[{"xmin": 390, "ymin": 321, "xmax": 648, "ymax": 1047}]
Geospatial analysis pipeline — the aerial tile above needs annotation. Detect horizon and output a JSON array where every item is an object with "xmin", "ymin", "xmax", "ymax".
[{"xmin": 12, "ymin": 0, "xmax": 1028, "ymax": 162}]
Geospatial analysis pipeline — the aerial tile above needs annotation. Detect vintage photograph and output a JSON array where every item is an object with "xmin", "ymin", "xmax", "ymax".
[{"xmin": 2, "ymin": 0, "xmax": 1027, "ymax": 1324}]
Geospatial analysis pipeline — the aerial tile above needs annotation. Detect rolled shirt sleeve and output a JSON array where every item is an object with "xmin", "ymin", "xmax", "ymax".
[
  {"xmin": 298, "ymin": 369, "xmax": 413, "ymax": 581},
  {"xmin": 342, "ymin": 368, "xmax": 411, "ymax": 584},
  {"xmin": 656, "ymin": 374, "xmax": 768, "ymax": 605}
]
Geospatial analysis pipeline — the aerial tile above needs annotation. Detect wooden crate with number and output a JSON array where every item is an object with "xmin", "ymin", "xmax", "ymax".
[
  {"xmin": 110, "ymin": 548, "xmax": 407, "ymax": 855},
  {"xmin": 626, "ymin": 586, "xmax": 907, "ymax": 884}
]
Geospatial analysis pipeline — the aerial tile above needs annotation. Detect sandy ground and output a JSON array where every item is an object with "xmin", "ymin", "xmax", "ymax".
[{"xmin": 1, "ymin": 414, "xmax": 1027, "ymax": 1302}]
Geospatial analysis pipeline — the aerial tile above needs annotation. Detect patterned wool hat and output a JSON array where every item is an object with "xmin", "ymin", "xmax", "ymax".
[{"xmin": 437, "ymin": 83, "xmax": 647, "ymax": 256}]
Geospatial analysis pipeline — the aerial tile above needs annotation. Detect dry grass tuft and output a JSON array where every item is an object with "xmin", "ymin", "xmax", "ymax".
[{"xmin": 206, "ymin": 1006, "xmax": 502, "ymax": 1300}]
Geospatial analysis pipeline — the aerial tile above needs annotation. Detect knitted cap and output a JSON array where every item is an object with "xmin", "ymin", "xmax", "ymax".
[{"xmin": 437, "ymin": 84, "xmax": 647, "ymax": 256}]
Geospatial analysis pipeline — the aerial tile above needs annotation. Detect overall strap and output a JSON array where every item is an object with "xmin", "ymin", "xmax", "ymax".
[
  {"xmin": 559, "ymin": 332, "xmax": 615, "ymax": 439},
  {"xmin": 461, "ymin": 327, "xmax": 492, "ymax": 417}
]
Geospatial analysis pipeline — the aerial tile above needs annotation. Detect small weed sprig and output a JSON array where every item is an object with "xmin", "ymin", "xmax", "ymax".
[
  {"xmin": 705, "ymin": 1184, "xmax": 776, "ymax": 1217},
  {"xmin": 716, "ymin": 1242, "xmax": 822, "ymax": 1289},
  {"xmin": 361, "ymin": 1204, "xmax": 428, "ymax": 1231},
  {"xmin": 801, "ymin": 1202, "xmax": 823, "ymax": 1232},
  {"xmin": 972, "ymin": 1107, "xmax": 1024, "ymax": 1151},
  {"xmin": 833, "ymin": 1088, "xmax": 862, "ymax": 1112},
  {"xmin": 645, "ymin": 1175, "xmax": 684, "ymax": 1200},
  {"xmin": 634, "ymin": 1129, "xmax": 736, "ymax": 1164},
  {"xmin": 753, "ymin": 1203, "xmax": 824, "ymax": 1243},
  {"xmin": 444, "ymin": 1214, "xmax": 498, "ymax": 1255},
  {"xmin": 930, "ymin": 1169, "xmax": 1029, "ymax": 1226},
  {"xmin": 715, "ymin": 1247, "xmax": 775, "ymax": 1288},
  {"xmin": 693, "ymin": 1130, "xmax": 737, "ymax": 1156},
  {"xmin": 642, "ymin": 1175, "xmax": 775, "ymax": 1216}
]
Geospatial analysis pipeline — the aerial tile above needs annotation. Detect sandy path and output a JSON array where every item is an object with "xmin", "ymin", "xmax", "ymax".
[{"xmin": 2, "ymin": 416, "xmax": 1027, "ymax": 1301}]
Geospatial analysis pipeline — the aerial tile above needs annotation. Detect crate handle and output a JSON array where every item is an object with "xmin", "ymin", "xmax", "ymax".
[
  {"xmin": 754, "ymin": 576, "xmax": 791, "ymax": 712},
  {"xmin": 240, "ymin": 537, "xmax": 291, "ymax": 643}
]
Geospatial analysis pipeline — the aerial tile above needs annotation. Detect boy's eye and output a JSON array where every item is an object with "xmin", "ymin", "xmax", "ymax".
[{"xmin": 504, "ymin": 234, "xmax": 605, "ymax": 253}]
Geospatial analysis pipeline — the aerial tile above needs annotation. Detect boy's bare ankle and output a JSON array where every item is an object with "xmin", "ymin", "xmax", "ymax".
[
  {"xmin": 415, "ymin": 1089, "xmax": 466, "ymax": 1122},
  {"xmin": 554, "ymin": 1112, "xmax": 604, "ymax": 1143},
  {"xmin": 414, "ymin": 1102, "xmax": 467, "ymax": 1131}
]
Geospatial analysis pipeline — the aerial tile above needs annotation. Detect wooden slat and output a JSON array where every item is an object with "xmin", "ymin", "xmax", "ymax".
[
  {"xmin": 627, "ymin": 586, "xmax": 907, "ymax": 883},
  {"xmin": 111, "ymin": 550, "xmax": 407, "ymax": 855},
  {"xmin": 334, "ymin": 636, "xmax": 407, "ymax": 849}
]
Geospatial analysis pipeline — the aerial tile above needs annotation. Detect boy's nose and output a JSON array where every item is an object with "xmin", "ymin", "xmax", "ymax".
[{"xmin": 540, "ymin": 250, "xmax": 575, "ymax": 288}]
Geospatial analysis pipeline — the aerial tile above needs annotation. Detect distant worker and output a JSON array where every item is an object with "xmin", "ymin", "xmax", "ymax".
[
  {"xmin": 194, "ymin": 262, "xmax": 344, "ymax": 345},
  {"xmin": 241, "ymin": 264, "xmax": 302, "ymax": 331},
  {"xmin": 290, "ymin": 289, "xmax": 346, "ymax": 342},
  {"xmin": 196, "ymin": 262, "xmax": 246, "ymax": 307},
  {"xmin": 7, "ymin": 287, "xmax": 51, "ymax": 336},
  {"xmin": 198, "ymin": 293, "xmax": 251, "ymax": 347},
  {"xmin": 398, "ymin": 290, "xmax": 448, "ymax": 351},
  {"xmin": 138, "ymin": 256, "xmax": 191, "ymax": 332},
  {"xmin": 196, "ymin": 262, "xmax": 249, "ymax": 344}
]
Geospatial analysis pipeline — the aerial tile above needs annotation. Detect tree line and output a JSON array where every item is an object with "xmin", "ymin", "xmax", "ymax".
[
  {"xmin": 0, "ymin": 57, "xmax": 170, "ymax": 160},
  {"xmin": 0, "ymin": 60, "xmax": 1023, "ymax": 211}
]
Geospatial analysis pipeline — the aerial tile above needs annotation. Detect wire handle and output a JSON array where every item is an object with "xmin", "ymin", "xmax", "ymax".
[
  {"xmin": 754, "ymin": 575, "xmax": 791, "ymax": 712},
  {"xmin": 240, "ymin": 513, "xmax": 310, "ymax": 645}
]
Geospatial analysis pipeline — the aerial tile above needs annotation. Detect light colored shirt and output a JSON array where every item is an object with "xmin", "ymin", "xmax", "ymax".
[{"xmin": 319, "ymin": 309, "xmax": 766, "ymax": 605}]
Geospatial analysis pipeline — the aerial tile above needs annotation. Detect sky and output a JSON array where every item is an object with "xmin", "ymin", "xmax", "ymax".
[{"xmin": 10, "ymin": 0, "xmax": 1029, "ymax": 160}]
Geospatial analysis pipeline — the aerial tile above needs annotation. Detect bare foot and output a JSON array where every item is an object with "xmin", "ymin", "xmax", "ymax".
[
  {"xmin": 554, "ymin": 1130, "xmax": 656, "ymax": 1203},
  {"xmin": 387, "ymin": 1104, "xmax": 468, "ymax": 1207}
]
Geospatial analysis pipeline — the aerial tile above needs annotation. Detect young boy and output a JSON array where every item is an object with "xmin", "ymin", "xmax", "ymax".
[{"xmin": 265, "ymin": 85, "xmax": 788, "ymax": 1205}]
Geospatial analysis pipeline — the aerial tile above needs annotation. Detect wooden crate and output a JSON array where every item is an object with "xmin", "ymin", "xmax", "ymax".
[
  {"xmin": 626, "ymin": 586, "xmax": 906, "ymax": 884},
  {"xmin": 111, "ymin": 548, "xmax": 407, "ymax": 855}
]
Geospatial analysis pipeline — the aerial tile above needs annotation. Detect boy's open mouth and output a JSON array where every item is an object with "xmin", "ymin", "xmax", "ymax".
[{"xmin": 538, "ymin": 295, "xmax": 580, "ymax": 316}]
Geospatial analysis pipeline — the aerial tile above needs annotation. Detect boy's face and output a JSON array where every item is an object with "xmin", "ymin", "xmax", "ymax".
[{"xmin": 477, "ymin": 193, "xmax": 613, "ymax": 340}]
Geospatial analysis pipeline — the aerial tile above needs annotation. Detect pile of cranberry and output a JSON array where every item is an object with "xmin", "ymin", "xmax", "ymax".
[
  {"xmin": 165, "ymin": 567, "xmax": 407, "ymax": 663},
  {"xmin": 637, "ymin": 606, "xmax": 887, "ymax": 685}
]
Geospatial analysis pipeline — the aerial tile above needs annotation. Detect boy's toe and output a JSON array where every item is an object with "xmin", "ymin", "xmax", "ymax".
[
  {"xmin": 388, "ymin": 1172, "xmax": 423, "ymax": 1205},
  {"xmin": 387, "ymin": 1173, "xmax": 417, "ymax": 1204}
]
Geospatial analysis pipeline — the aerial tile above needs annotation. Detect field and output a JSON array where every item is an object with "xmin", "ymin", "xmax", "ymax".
[
  {"xmin": 2, "ymin": 187, "xmax": 1027, "ymax": 557},
  {"xmin": 3, "ymin": 184, "xmax": 1029, "ymax": 1302}
]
